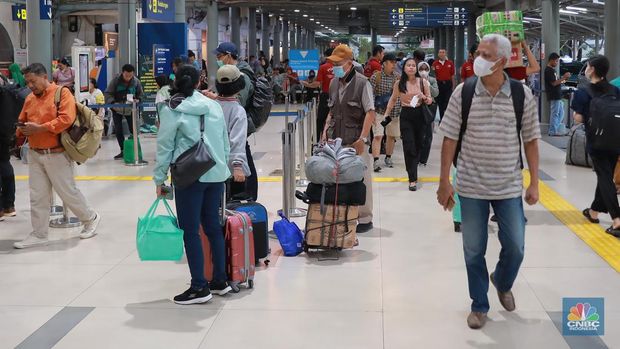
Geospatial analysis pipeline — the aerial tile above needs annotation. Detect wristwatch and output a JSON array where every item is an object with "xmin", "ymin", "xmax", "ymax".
[{"xmin": 359, "ymin": 136, "xmax": 370, "ymax": 145}]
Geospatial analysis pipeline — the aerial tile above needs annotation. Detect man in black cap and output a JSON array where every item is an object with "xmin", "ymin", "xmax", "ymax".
[{"xmin": 369, "ymin": 52, "xmax": 401, "ymax": 171}]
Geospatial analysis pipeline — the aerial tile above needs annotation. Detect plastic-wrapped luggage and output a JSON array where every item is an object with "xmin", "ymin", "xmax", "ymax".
[
  {"xmin": 301, "ymin": 181, "xmax": 366, "ymax": 206},
  {"xmin": 305, "ymin": 138, "xmax": 366, "ymax": 184},
  {"xmin": 476, "ymin": 11, "xmax": 524, "ymax": 43},
  {"xmin": 304, "ymin": 204, "xmax": 358, "ymax": 250}
]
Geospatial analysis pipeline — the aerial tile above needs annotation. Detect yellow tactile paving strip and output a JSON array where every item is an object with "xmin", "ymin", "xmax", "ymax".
[
  {"xmin": 524, "ymin": 172, "xmax": 620, "ymax": 272},
  {"xmin": 13, "ymin": 173, "xmax": 620, "ymax": 271}
]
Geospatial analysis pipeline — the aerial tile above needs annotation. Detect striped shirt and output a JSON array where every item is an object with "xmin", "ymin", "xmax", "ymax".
[{"xmin": 439, "ymin": 75, "xmax": 541, "ymax": 200}]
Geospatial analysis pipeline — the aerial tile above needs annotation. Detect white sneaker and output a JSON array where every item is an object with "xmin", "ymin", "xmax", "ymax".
[
  {"xmin": 80, "ymin": 213, "xmax": 101, "ymax": 239},
  {"xmin": 14, "ymin": 234, "xmax": 49, "ymax": 249}
]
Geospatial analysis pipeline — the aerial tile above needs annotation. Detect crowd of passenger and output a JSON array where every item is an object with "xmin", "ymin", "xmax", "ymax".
[{"xmin": 1, "ymin": 33, "xmax": 619, "ymax": 328}]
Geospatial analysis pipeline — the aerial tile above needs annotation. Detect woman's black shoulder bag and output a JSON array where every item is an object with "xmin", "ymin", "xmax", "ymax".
[{"xmin": 170, "ymin": 115, "xmax": 216, "ymax": 189}]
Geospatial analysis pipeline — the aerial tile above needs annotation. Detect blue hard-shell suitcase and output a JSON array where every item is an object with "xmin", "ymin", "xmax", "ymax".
[{"xmin": 227, "ymin": 200, "xmax": 270, "ymax": 265}]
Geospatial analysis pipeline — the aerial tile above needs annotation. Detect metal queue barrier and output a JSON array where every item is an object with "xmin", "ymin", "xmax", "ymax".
[{"xmin": 281, "ymin": 96, "xmax": 319, "ymax": 219}]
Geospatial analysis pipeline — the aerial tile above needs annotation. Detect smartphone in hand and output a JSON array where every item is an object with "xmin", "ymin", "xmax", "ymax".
[{"xmin": 161, "ymin": 184, "xmax": 174, "ymax": 200}]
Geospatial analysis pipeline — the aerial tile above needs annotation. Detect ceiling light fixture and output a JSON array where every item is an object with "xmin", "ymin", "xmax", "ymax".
[
  {"xmin": 350, "ymin": 7, "xmax": 357, "ymax": 10},
  {"xmin": 592, "ymin": 0, "xmax": 604, "ymax": 4},
  {"xmin": 523, "ymin": 16, "xmax": 542, "ymax": 21},
  {"xmin": 566, "ymin": 6, "xmax": 588, "ymax": 12},
  {"xmin": 559, "ymin": 9, "xmax": 579, "ymax": 15},
  {"xmin": 316, "ymin": 21, "xmax": 320, "ymax": 24},
  {"xmin": 310, "ymin": 18, "xmax": 314, "ymax": 21},
  {"xmin": 303, "ymin": 14, "xmax": 308, "ymax": 17},
  {"xmin": 294, "ymin": 9, "xmax": 300, "ymax": 13}
]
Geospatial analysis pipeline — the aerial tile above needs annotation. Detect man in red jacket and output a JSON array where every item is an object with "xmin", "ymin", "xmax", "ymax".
[
  {"xmin": 460, "ymin": 44, "xmax": 478, "ymax": 82},
  {"xmin": 364, "ymin": 45, "xmax": 384, "ymax": 78},
  {"xmin": 432, "ymin": 49, "xmax": 456, "ymax": 121}
]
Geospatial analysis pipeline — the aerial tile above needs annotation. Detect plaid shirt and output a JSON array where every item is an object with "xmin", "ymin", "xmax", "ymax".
[{"xmin": 370, "ymin": 70, "xmax": 401, "ymax": 117}]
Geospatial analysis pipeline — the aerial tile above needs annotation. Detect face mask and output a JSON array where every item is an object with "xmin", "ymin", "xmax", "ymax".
[
  {"xmin": 419, "ymin": 71, "xmax": 429, "ymax": 78},
  {"xmin": 333, "ymin": 65, "xmax": 346, "ymax": 78},
  {"xmin": 216, "ymin": 60, "xmax": 224, "ymax": 68},
  {"xmin": 473, "ymin": 56, "xmax": 500, "ymax": 77}
]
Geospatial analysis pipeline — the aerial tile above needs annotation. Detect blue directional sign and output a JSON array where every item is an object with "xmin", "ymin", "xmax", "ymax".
[
  {"xmin": 12, "ymin": 5, "xmax": 27, "ymax": 21},
  {"xmin": 289, "ymin": 49, "xmax": 320, "ymax": 81},
  {"xmin": 142, "ymin": 0, "xmax": 175, "ymax": 22},
  {"xmin": 389, "ymin": 6, "xmax": 468, "ymax": 27},
  {"xmin": 153, "ymin": 44, "xmax": 172, "ymax": 77},
  {"xmin": 39, "ymin": 0, "xmax": 52, "ymax": 20}
]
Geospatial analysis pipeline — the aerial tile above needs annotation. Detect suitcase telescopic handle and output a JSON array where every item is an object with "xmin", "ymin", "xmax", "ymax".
[{"xmin": 220, "ymin": 182, "xmax": 227, "ymax": 226}]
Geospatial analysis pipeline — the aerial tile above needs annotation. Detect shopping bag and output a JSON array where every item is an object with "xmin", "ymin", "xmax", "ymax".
[
  {"xmin": 136, "ymin": 198, "xmax": 184, "ymax": 261},
  {"xmin": 273, "ymin": 210, "xmax": 304, "ymax": 256},
  {"xmin": 123, "ymin": 136, "xmax": 143, "ymax": 164}
]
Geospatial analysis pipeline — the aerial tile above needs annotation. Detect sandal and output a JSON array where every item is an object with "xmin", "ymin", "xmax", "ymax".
[
  {"xmin": 582, "ymin": 209, "xmax": 600, "ymax": 224},
  {"xmin": 605, "ymin": 226, "xmax": 620, "ymax": 238}
]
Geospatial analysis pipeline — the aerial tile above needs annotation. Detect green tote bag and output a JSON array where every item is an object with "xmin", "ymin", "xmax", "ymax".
[{"xmin": 136, "ymin": 198, "xmax": 184, "ymax": 261}]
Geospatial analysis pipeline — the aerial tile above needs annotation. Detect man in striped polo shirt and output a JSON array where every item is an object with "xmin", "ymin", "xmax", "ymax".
[{"xmin": 436, "ymin": 34, "xmax": 541, "ymax": 330}]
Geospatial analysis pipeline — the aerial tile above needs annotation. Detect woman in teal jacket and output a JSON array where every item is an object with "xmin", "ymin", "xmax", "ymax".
[{"xmin": 153, "ymin": 65, "xmax": 232, "ymax": 305}]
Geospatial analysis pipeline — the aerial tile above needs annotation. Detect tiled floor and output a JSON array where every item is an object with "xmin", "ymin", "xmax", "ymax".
[{"xmin": 1, "ymin": 107, "xmax": 619, "ymax": 348}]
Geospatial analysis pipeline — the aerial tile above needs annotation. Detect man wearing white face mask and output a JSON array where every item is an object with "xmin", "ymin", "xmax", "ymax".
[
  {"xmin": 322, "ymin": 44, "xmax": 376, "ymax": 234},
  {"xmin": 436, "ymin": 34, "xmax": 541, "ymax": 330}
]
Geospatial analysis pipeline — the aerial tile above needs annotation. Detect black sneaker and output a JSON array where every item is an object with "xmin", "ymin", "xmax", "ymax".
[
  {"xmin": 210, "ymin": 281, "xmax": 233, "ymax": 296},
  {"xmin": 173, "ymin": 287, "xmax": 212, "ymax": 305},
  {"xmin": 356, "ymin": 222, "xmax": 373, "ymax": 234},
  {"xmin": 114, "ymin": 152, "xmax": 124, "ymax": 160}
]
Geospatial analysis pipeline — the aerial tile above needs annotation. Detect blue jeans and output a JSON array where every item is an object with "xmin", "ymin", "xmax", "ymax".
[
  {"xmin": 175, "ymin": 181, "xmax": 226, "ymax": 290},
  {"xmin": 460, "ymin": 196, "xmax": 526, "ymax": 313},
  {"xmin": 548, "ymin": 99, "xmax": 564, "ymax": 135}
]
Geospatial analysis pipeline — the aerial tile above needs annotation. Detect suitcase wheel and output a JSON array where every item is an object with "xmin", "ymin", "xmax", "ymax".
[
  {"xmin": 230, "ymin": 283, "xmax": 241, "ymax": 293},
  {"xmin": 264, "ymin": 259, "xmax": 270, "ymax": 267},
  {"xmin": 248, "ymin": 279, "xmax": 254, "ymax": 289}
]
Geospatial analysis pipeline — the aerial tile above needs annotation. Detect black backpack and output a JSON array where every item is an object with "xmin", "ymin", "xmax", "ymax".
[
  {"xmin": 0, "ymin": 85, "xmax": 30, "ymax": 145},
  {"xmin": 454, "ymin": 76, "xmax": 526, "ymax": 168},
  {"xmin": 238, "ymin": 65, "xmax": 273, "ymax": 132},
  {"xmin": 586, "ymin": 86, "xmax": 620, "ymax": 152}
]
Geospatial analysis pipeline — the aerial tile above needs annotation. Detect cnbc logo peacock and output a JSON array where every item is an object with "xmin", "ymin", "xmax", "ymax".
[{"xmin": 563, "ymin": 298, "xmax": 604, "ymax": 336}]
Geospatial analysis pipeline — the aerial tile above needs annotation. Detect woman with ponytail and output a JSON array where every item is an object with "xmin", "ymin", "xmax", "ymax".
[{"xmin": 153, "ymin": 65, "xmax": 232, "ymax": 304}]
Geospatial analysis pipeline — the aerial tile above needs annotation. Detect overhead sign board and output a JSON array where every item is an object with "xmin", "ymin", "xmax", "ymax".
[
  {"xmin": 40, "ymin": 0, "xmax": 52, "ymax": 20},
  {"xmin": 289, "ymin": 49, "xmax": 319, "ymax": 81},
  {"xmin": 142, "ymin": 0, "xmax": 175, "ymax": 22},
  {"xmin": 390, "ymin": 6, "xmax": 468, "ymax": 27},
  {"xmin": 12, "ymin": 5, "xmax": 27, "ymax": 21}
]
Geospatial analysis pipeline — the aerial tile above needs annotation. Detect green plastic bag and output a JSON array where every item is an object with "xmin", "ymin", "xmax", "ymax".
[
  {"xmin": 123, "ymin": 136, "xmax": 143, "ymax": 164},
  {"xmin": 137, "ymin": 198, "xmax": 184, "ymax": 261},
  {"xmin": 476, "ymin": 11, "xmax": 524, "ymax": 42}
]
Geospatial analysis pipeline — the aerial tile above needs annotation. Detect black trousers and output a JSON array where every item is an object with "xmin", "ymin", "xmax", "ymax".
[
  {"xmin": 229, "ymin": 142, "xmax": 258, "ymax": 201},
  {"xmin": 590, "ymin": 152, "xmax": 620, "ymax": 219},
  {"xmin": 113, "ymin": 111, "xmax": 134, "ymax": 151},
  {"xmin": 0, "ymin": 143, "xmax": 15, "ymax": 209},
  {"xmin": 437, "ymin": 80, "xmax": 453, "ymax": 121},
  {"xmin": 316, "ymin": 93, "xmax": 330, "ymax": 143},
  {"xmin": 420, "ymin": 121, "xmax": 433, "ymax": 165},
  {"xmin": 400, "ymin": 107, "xmax": 426, "ymax": 182}
]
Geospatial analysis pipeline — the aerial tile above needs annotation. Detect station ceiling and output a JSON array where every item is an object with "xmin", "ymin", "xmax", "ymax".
[{"xmin": 57, "ymin": 0, "xmax": 606, "ymax": 42}]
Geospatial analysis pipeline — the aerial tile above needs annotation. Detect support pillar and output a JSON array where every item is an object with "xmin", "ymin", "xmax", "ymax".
[
  {"xmin": 117, "ymin": 0, "xmax": 136, "ymax": 69},
  {"xmin": 230, "ymin": 7, "xmax": 241, "ymax": 50},
  {"xmin": 371, "ymin": 27, "xmax": 377, "ymax": 48},
  {"xmin": 541, "ymin": 0, "xmax": 559, "ymax": 126},
  {"xmin": 175, "ymin": 0, "xmax": 185, "ymax": 22},
  {"xmin": 605, "ymin": 0, "xmax": 620, "ymax": 78},
  {"xmin": 455, "ymin": 25, "xmax": 465, "ymax": 81},
  {"xmin": 273, "ymin": 18, "xmax": 281, "ymax": 67},
  {"xmin": 290, "ymin": 23, "xmax": 296, "ymax": 49},
  {"xmin": 282, "ymin": 20, "xmax": 289, "ymax": 60},
  {"xmin": 467, "ymin": 12, "xmax": 477, "ymax": 50},
  {"xmin": 439, "ymin": 26, "xmax": 446, "ymax": 54},
  {"xmin": 297, "ymin": 25, "xmax": 303, "ymax": 49},
  {"xmin": 446, "ymin": 26, "xmax": 455, "ymax": 60},
  {"xmin": 52, "ymin": 16, "xmax": 61, "ymax": 61},
  {"xmin": 433, "ymin": 28, "xmax": 440, "ymax": 59},
  {"xmin": 505, "ymin": 0, "xmax": 518, "ymax": 10},
  {"xmin": 261, "ymin": 12, "xmax": 270, "ymax": 59},
  {"xmin": 248, "ymin": 8, "xmax": 257, "ymax": 58},
  {"xmin": 207, "ymin": 0, "xmax": 219, "ymax": 88},
  {"xmin": 27, "ymin": 0, "xmax": 52, "ymax": 75}
]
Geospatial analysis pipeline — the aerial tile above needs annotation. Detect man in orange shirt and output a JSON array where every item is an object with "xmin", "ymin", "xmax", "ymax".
[
  {"xmin": 432, "ymin": 49, "xmax": 456, "ymax": 121},
  {"xmin": 15, "ymin": 63, "xmax": 100, "ymax": 249}
]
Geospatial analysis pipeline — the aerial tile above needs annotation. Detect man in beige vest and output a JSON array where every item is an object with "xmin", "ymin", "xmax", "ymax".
[{"xmin": 321, "ymin": 44, "xmax": 376, "ymax": 233}]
